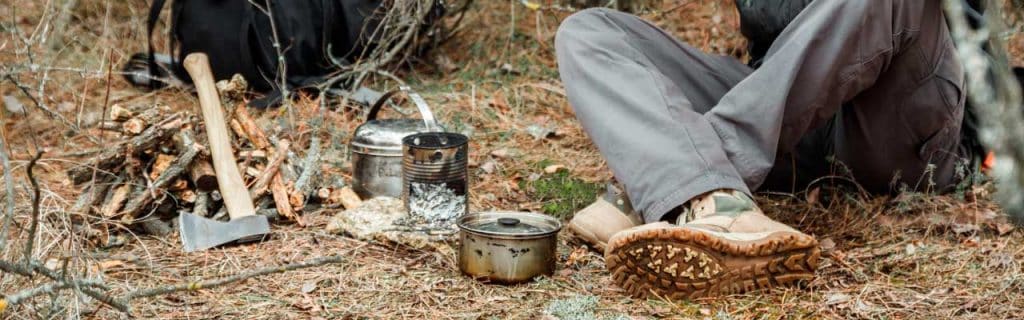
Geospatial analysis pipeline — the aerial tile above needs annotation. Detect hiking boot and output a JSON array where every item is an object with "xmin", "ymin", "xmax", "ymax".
[
  {"xmin": 568, "ymin": 184, "xmax": 643, "ymax": 251},
  {"xmin": 605, "ymin": 190, "xmax": 820, "ymax": 299}
]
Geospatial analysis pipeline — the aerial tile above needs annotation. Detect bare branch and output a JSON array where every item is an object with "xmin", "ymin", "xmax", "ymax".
[
  {"xmin": 21, "ymin": 151, "xmax": 44, "ymax": 265},
  {"xmin": 121, "ymin": 255, "xmax": 345, "ymax": 302},
  {"xmin": 0, "ymin": 122, "xmax": 15, "ymax": 251},
  {"xmin": 0, "ymin": 279, "xmax": 107, "ymax": 314}
]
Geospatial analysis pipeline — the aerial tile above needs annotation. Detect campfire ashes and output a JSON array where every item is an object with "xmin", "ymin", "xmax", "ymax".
[
  {"xmin": 401, "ymin": 182, "xmax": 466, "ymax": 229},
  {"xmin": 401, "ymin": 132, "xmax": 470, "ymax": 231}
]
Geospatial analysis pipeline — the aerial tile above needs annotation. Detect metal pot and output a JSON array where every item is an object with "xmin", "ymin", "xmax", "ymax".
[
  {"xmin": 351, "ymin": 86, "xmax": 441, "ymax": 199},
  {"xmin": 457, "ymin": 211, "xmax": 562, "ymax": 284}
]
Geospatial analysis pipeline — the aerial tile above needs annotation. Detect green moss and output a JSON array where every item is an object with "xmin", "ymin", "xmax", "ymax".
[{"xmin": 522, "ymin": 162, "xmax": 601, "ymax": 219}]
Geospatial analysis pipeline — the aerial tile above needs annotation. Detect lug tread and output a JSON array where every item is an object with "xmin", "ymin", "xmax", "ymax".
[{"xmin": 606, "ymin": 227, "xmax": 820, "ymax": 299}]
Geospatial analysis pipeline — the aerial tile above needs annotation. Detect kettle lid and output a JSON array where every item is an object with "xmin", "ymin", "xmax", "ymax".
[{"xmin": 352, "ymin": 119, "xmax": 430, "ymax": 154}]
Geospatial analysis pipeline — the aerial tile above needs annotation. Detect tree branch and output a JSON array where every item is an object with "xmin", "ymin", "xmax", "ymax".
[{"xmin": 120, "ymin": 255, "xmax": 345, "ymax": 302}]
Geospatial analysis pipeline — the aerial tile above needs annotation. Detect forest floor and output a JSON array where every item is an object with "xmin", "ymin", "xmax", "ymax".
[{"xmin": 2, "ymin": 0, "xmax": 1024, "ymax": 319}]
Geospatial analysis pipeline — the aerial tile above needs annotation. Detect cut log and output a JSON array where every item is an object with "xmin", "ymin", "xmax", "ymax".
[
  {"xmin": 101, "ymin": 184, "xmax": 132, "ymax": 217},
  {"xmin": 270, "ymin": 176, "xmax": 299, "ymax": 224},
  {"xmin": 67, "ymin": 115, "xmax": 184, "ymax": 185},
  {"xmin": 70, "ymin": 179, "xmax": 113, "ymax": 216},
  {"xmin": 193, "ymin": 191, "xmax": 211, "ymax": 217},
  {"xmin": 122, "ymin": 108, "xmax": 161, "ymax": 135},
  {"xmin": 189, "ymin": 158, "xmax": 218, "ymax": 191},
  {"xmin": 291, "ymin": 136, "xmax": 322, "ymax": 210},
  {"xmin": 109, "ymin": 103, "xmax": 134, "ymax": 121},
  {"xmin": 249, "ymin": 139, "xmax": 290, "ymax": 198},
  {"xmin": 119, "ymin": 129, "xmax": 200, "ymax": 220}
]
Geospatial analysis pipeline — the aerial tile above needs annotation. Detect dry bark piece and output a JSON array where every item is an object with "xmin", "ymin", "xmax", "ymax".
[
  {"xmin": 101, "ymin": 184, "xmax": 132, "ymax": 217},
  {"xmin": 244, "ymin": 166, "xmax": 262, "ymax": 178},
  {"xmin": 149, "ymin": 154, "xmax": 176, "ymax": 181},
  {"xmin": 250, "ymin": 139, "xmax": 290, "ymax": 199},
  {"xmin": 238, "ymin": 150, "xmax": 267, "ymax": 160},
  {"xmin": 193, "ymin": 191, "xmax": 211, "ymax": 217},
  {"xmin": 333, "ymin": 187, "xmax": 363, "ymax": 210},
  {"xmin": 140, "ymin": 218, "xmax": 173, "ymax": 236},
  {"xmin": 229, "ymin": 119, "xmax": 246, "ymax": 142},
  {"xmin": 177, "ymin": 189, "xmax": 197, "ymax": 203},
  {"xmin": 71, "ymin": 179, "xmax": 113, "ymax": 216},
  {"xmin": 168, "ymin": 178, "xmax": 189, "ymax": 192}
]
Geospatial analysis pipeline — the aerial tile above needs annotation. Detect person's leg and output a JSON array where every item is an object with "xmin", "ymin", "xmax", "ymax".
[
  {"xmin": 606, "ymin": 0, "xmax": 959, "ymax": 299},
  {"xmin": 706, "ymin": 0, "xmax": 964, "ymax": 191},
  {"xmin": 758, "ymin": 0, "xmax": 968, "ymax": 194},
  {"xmin": 555, "ymin": 8, "xmax": 753, "ymax": 223}
]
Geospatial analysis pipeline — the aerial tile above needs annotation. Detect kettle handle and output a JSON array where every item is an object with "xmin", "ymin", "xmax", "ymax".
[{"xmin": 366, "ymin": 86, "xmax": 440, "ymax": 131}]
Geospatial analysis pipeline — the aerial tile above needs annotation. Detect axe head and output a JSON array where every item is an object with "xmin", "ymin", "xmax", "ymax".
[{"xmin": 179, "ymin": 212, "xmax": 270, "ymax": 252}]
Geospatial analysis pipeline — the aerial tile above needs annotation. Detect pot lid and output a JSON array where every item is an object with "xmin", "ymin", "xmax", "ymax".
[
  {"xmin": 457, "ymin": 211, "xmax": 562, "ymax": 239},
  {"xmin": 351, "ymin": 119, "xmax": 431, "ymax": 152}
]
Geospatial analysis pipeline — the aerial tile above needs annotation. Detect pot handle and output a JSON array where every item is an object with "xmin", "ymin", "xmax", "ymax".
[{"xmin": 366, "ymin": 86, "xmax": 440, "ymax": 131}]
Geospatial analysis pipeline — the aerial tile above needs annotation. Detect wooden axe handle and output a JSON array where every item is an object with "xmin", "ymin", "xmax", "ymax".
[{"xmin": 183, "ymin": 53, "xmax": 256, "ymax": 220}]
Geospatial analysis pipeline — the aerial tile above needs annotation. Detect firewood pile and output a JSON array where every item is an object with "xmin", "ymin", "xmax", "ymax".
[{"xmin": 66, "ymin": 76, "xmax": 361, "ymax": 237}]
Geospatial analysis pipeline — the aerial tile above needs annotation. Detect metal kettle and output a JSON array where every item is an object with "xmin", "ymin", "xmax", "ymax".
[{"xmin": 350, "ymin": 86, "xmax": 441, "ymax": 199}]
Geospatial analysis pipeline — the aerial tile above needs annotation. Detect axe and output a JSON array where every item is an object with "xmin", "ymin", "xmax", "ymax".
[{"xmin": 178, "ymin": 53, "xmax": 270, "ymax": 252}]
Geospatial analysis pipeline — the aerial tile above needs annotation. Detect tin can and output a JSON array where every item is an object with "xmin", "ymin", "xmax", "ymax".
[{"xmin": 401, "ymin": 132, "xmax": 469, "ymax": 228}]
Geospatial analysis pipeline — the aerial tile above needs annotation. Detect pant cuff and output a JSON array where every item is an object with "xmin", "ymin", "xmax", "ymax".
[{"xmin": 642, "ymin": 173, "xmax": 750, "ymax": 223}]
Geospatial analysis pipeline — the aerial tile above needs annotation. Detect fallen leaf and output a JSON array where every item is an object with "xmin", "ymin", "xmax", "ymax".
[
  {"xmin": 301, "ymin": 281, "xmax": 318, "ymax": 294},
  {"xmin": 819, "ymin": 238, "xmax": 836, "ymax": 252},
  {"xmin": 480, "ymin": 160, "xmax": 497, "ymax": 174},
  {"xmin": 525, "ymin": 124, "xmax": 556, "ymax": 140},
  {"xmin": 952, "ymin": 223, "xmax": 980, "ymax": 235},
  {"xmin": 98, "ymin": 260, "xmax": 125, "ymax": 271},
  {"xmin": 806, "ymin": 187, "xmax": 820, "ymax": 205},
  {"xmin": 3, "ymin": 95, "xmax": 25, "ymax": 114},
  {"xmin": 904, "ymin": 243, "xmax": 917, "ymax": 255},
  {"xmin": 544, "ymin": 164, "xmax": 566, "ymax": 174},
  {"xmin": 490, "ymin": 148, "xmax": 510, "ymax": 159},
  {"xmin": 825, "ymin": 293, "xmax": 851, "ymax": 306},
  {"xmin": 996, "ymin": 222, "xmax": 1015, "ymax": 236},
  {"xmin": 557, "ymin": 268, "xmax": 574, "ymax": 278}
]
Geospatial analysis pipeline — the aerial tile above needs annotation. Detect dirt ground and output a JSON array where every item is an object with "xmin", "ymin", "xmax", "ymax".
[{"xmin": 3, "ymin": 0, "xmax": 1024, "ymax": 319}]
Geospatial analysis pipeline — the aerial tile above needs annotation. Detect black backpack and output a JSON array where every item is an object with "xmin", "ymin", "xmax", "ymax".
[{"xmin": 138, "ymin": 0, "xmax": 383, "ymax": 106}]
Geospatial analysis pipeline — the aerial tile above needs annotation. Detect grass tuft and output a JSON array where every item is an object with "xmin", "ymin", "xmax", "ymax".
[{"xmin": 521, "ymin": 161, "xmax": 600, "ymax": 219}]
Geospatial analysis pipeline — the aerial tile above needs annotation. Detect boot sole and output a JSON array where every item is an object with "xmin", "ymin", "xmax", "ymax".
[{"xmin": 605, "ymin": 227, "xmax": 820, "ymax": 299}]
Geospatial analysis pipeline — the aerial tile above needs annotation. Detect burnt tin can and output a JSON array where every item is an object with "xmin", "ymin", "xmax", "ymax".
[{"xmin": 401, "ymin": 132, "xmax": 469, "ymax": 229}]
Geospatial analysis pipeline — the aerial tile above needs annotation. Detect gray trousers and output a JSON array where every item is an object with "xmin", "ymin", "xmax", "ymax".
[{"xmin": 555, "ymin": 1, "xmax": 969, "ymax": 223}]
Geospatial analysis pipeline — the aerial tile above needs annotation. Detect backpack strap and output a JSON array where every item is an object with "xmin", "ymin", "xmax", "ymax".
[{"xmin": 147, "ymin": 0, "xmax": 168, "ymax": 89}]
